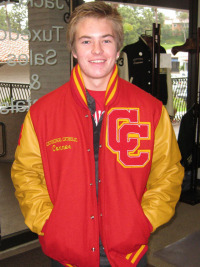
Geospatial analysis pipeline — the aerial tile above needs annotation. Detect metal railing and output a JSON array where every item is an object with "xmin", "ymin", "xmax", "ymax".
[
  {"xmin": 172, "ymin": 77, "xmax": 187, "ymax": 121},
  {"xmin": 0, "ymin": 79, "xmax": 187, "ymax": 120},
  {"xmin": 0, "ymin": 83, "xmax": 30, "ymax": 104}
]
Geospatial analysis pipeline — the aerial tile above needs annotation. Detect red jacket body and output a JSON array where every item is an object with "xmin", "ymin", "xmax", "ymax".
[{"xmin": 11, "ymin": 65, "xmax": 184, "ymax": 267}]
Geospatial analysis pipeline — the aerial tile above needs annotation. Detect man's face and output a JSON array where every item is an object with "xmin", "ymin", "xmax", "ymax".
[{"xmin": 72, "ymin": 17, "xmax": 120, "ymax": 90}]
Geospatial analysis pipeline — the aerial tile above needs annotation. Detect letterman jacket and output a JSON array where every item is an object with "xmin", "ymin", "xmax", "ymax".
[
  {"xmin": 118, "ymin": 38, "xmax": 168, "ymax": 105},
  {"xmin": 11, "ymin": 64, "xmax": 184, "ymax": 267}
]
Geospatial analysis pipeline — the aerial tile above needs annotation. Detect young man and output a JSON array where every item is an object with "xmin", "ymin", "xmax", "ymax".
[{"xmin": 11, "ymin": 2, "xmax": 184, "ymax": 267}]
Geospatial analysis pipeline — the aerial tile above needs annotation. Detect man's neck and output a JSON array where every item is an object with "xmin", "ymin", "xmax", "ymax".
[
  {"xmin": 85, "ymin": 79, "xmax": 108, "ymax": 91},
  {"xmin": 82, "ymin": 75, "xmax": 111, "ymax": 92}
]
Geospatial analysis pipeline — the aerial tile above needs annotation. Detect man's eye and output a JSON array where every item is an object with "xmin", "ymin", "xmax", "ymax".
[
  {"xmin": 82, "ymin": 40, "xmax": 90, "ymax": 44},
  {"xmin": 103, "ymin": 40, "xmax": 111, "ymax": 43}
]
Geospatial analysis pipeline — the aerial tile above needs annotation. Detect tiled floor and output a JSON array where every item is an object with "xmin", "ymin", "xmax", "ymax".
[
  {"xmin": 0, "ymin": 162, "xmax": 28, "ymax": 237},
  {"xmin": 148, "ymin": 201, "xmax": 200, "ymax": 266},
  {"xmin": 0, "ymin": 246, "xmax": 51, "ymax": 267}
]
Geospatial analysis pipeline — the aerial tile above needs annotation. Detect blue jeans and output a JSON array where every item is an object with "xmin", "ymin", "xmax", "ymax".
[
  {"xmin": 51, "ymin": 254, "xmax": 147, "ymax": 267},
  {"xmin": 137, "ymin": 253, "xmax": 147, "ymax": 267},
  {"xmin": 51, "ymin": 259, "xmax": 65, "ymax": 266}
]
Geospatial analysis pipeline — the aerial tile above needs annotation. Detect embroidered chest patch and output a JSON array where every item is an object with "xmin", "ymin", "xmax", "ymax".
[{"xmin": 106, "ymin": 108, "xmax": 151, "ymax": 168}]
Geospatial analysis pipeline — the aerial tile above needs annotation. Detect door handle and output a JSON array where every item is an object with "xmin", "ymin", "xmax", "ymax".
[{"xmin": 0, "ymin": 122, "xmax": 6, "ymax": 157}]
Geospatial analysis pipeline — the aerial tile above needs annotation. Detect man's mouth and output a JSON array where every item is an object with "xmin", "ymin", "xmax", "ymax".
[{"xmin": 90, "ymin": 60, "xmax": 106, "ymax": 63}]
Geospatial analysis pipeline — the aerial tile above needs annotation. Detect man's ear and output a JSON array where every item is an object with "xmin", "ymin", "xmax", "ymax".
[
  {"xmin": 116, "ymin": 50, "xmax": 120, "ymax": 60},
  {"xmin": 72, "ymin": 49, "xmax": 77, "ymax": 59}
]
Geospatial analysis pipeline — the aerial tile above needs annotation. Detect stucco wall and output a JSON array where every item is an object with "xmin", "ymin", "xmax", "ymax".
[{"xmin": 0, "ymin": 64, "xmax": 30, "ymax": 84}]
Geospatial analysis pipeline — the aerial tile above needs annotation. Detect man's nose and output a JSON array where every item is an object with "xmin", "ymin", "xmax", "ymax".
[{"xmin": 92, "ymin": 41, "xmax": 103, "ymax": 54}]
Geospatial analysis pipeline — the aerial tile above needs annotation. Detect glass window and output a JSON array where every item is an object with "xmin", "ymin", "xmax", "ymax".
[{"xmin": 0, "ymin": 0, "xmax": 71, "ymax": 250}]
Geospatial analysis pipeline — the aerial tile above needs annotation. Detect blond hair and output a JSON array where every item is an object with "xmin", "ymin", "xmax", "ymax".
[{"xmin": 67, "ymin": 1, "xmax": 124, "ymax": 52}]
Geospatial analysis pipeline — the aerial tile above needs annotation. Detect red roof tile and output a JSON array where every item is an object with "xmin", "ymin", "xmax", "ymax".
[{"xmin": 0, "ymin": 31, "xmax": 29, "ymax": 63}]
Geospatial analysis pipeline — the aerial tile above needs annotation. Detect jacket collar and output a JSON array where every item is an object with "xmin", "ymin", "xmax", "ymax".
[{"xmin": 70, "ymin": 64, "xmax": 119, "ymax": 109}]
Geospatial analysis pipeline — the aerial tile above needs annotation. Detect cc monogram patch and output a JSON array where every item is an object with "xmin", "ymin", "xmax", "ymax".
[{"xmin": 106, "ymin": 108, "xmax": 151, "ymax": 168}]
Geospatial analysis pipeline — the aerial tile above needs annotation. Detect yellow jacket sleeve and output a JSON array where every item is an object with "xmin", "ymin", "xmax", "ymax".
[
  {"xmin": 11, "ymin": 111, "xmax": 53, "ymax": 235},
  {"xmin": 141, "ymin": 106, "xmax": 184, "ymax": 232}
]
